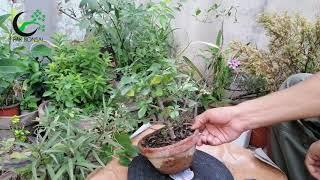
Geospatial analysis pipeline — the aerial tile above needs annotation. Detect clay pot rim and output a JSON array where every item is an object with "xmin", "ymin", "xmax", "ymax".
[
  {"xmin": 0, "ymin": 103, "xmax": 20, "ymax": 110},
  {"xmin": 138, "ymin": 127, "xmax": 199, "ymax": 157}
]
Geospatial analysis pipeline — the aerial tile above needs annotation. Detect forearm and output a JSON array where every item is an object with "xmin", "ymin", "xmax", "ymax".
[{"xmin": 234, "ymin": 73, "xmax": 320, "ymax": 130}]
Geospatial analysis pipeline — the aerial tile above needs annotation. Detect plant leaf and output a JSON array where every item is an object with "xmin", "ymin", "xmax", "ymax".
[
  {"xmin": 195, "ymin": 8, "xmax": 201, "ymax": 16},
  {"xmin": 114, "ymin": 133, "xmax": 132, "ymax": 150},
  {"xmin": 68, "ymin": 159, "xmax": 75, "ymax": 180},
  {"xmin": 182, "ymin": 56, "xmax": 204, "ymax": 80},
  {"xmin": 118, "ymin": 156, "xmax": 131, "ymax": 166},
  {"xmin": 138, "ymin": 106, "xmax": 147, "ymax": 119},
  {"xmin": 46, "ymin": 164, "xmax": 56, "ymax": 179},
  {"xmin": 216, "ymin": 30, "xmax": 223, "ymax": 48},
  {"xmin": 53, "ymin": 164, "xmax": 68, "ymax": 180},
  {"xmin": 43, "ymin": 91, "xmax": 54, "ymax": 97},
  {"xmin": 0, "ymin": 14, "xmax": 10, "ymax": 26},
  {"xmin": 31, "ymin": 44, "xmax": 52, "ymax": 57},
  {"xmin": 0, "ymin": 59, "xmax": 28, "ymax": 74},
  {"xmin": 150, "ymin": 75, "xmax": 162, "ymax": 85}
]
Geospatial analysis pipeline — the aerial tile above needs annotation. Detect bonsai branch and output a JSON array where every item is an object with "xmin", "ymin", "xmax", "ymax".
[{"xmin": 157, "ymin": 98, "xmax": 176, "ymax": 140}]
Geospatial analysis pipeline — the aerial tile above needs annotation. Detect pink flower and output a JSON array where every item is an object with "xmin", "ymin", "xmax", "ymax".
[{"xmin": 228, "ymin": 58, "xmax": 240, "ymax": 70}]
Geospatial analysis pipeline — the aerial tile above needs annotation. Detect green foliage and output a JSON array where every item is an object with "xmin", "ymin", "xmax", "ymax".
[
  {"xmin": 0, "ymin": 14, "xmax": 29, "ymax": 106},
  {"xmin": 117, "ymin": 59, "xmax": 199, "ymax": 122},
  {"xmin": 30, "ymin": 44, "xmax": 52, "ymax": 58},
  {"xmin": 74, "ymin": 0, "xmax": 175, "ymax": 72},
  {"xmin": 44, "ymin": 37, "xmax": 112, "ymax": 108},
  {"xmin": 10, "ymin": 116, "xmax": 30, "ymax": 142},
  {"xmin": 183, "ymin": 30, "xmax": 232, "ymax": 108},
  {"xmin": 231, "ymin": 12, "xmax": 320, "ymax": 91},
  {"xmin": 11, "ymin": 104, "xmax": 137, "ymax": 179}
]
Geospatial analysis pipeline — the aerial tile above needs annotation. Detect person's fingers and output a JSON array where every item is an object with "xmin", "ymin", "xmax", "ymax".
[
  {"xmin": 200, "ymin": 134, "xmax": 208, "ymax": 145},
  {"xmin": 197, "ymin": 137, "xmax": 203, "ymax": 146},
  {"xmin": 306, "ymin": 154, "xmax": 320, "ymax": 179},
  {"xmin": 207, "ymin": 135, "xmax": 218, "ymax": 146},
  {"xmin": 192, "ymin": 112, "xmax": 209, "ymax": 130}
]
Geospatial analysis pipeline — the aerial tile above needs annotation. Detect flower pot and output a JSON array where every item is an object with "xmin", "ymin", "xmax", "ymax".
[
  {"xmin": 138, "ymin": 129, "xmax": 199, "ymax": 174},
  {"xmin": 249, "ymin": 127, "xmax": 269, "ymax": 148},
  {"xmin": 0, "ymin": 103, "xmax": 20, "ymax": 117}
]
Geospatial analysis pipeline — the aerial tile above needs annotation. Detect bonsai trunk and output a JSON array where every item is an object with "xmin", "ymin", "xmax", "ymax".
[{"xmin": 157, "ymin": 98, "xmax": 176, "ymax": 140}]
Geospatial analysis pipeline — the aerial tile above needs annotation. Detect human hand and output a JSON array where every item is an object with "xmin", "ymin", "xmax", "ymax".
[
  {"xmin": 305, "ymin": 140, "xmax": 320, "ymax": 179},
  {"xmin": 192, "ymin": 107, "xmax": 245, "ymax": 146}
]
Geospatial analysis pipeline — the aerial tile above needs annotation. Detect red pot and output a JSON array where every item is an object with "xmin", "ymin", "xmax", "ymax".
[
  {"xmin": 250, "ymin": 127, "xmax": 269, "ymax": 148},
  {"xmin": 138, "ymin": 130, "xmax": 199, "ymax": 174},
  {"xmin": 0, "ymin": 103, "xmax": 20, "ymax": 117}
]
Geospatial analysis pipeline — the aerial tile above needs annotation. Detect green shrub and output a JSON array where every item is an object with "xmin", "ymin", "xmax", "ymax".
[
  {"xmin": 44, "ymin": 37, "xmax": 112, "ymax": 108},
  {"xmin": 62, "ymin": 0, "xmax": 175, "ymax": 73},
  {"xmin": 231, "ymin": 12, "xmax": 320, "ymax": 91},
  {"xmin": 11, "ymin": 104, "xmax": 137, "ymax": 179}
]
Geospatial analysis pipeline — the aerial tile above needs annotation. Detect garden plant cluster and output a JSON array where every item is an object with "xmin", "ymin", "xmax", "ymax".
[{"xmin": 0, "ymin": 0, "xmax": 320, "ymax": 179}]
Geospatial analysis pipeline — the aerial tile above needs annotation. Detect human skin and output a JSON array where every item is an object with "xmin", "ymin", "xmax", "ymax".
[{"xmin": 192, "ymin": 72, "xmax": 320, "ymax": 179}]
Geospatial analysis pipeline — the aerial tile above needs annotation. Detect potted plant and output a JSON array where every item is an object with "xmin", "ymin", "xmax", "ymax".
[
  {"xmin": 0, "ymin": 83, "xmax": 21, "ymax": 117},
  {"xmin": 116, "ymin": 57, "xmax": 200, "ymax": 174},
  {"xmin": 0, "ymin": 13, "xmax": 29, "ymax": 117},
  {"xmin": 0, "ymin": 45, "xmax": 29, "ymax": 117},
  {"xmin": 137, "ymin": 111, "xmax": 199, "ymax": 174}
]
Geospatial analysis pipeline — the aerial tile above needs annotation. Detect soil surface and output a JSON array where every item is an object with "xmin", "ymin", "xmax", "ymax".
[{"xmin": 143, "ymin": 123, "xmax": 194, "ymax": 148}]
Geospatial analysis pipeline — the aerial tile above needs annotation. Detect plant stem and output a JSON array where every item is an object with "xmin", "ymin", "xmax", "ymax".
[{"xmin": 157, "ymin": 98, "xmax": 176, "ymax": 140}]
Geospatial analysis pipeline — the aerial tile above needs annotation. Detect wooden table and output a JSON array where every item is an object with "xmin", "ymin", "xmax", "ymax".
[{"xmin": 87, "ymin": 125, "xmax": 287, "ymax": 180}]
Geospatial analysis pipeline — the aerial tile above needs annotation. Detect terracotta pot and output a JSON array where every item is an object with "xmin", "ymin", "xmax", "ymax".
[
  {"xmin": 138, "ymin": 129, "xmax": 199, "ymax": 174},
  {"xmin": 0, "ymin": 103, "xmax": 20, "ymax": 117},
  {"xmin": 250, "ymin": 127, "xmax": 269, "ymax": 148}
]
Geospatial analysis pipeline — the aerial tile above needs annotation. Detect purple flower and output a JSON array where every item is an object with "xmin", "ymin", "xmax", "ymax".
[{"xmin": 228, "ymin": 58, "xmax": 240, "ymax": 70}]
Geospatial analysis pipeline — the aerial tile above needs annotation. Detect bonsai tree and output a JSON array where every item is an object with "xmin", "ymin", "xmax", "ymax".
[{"xmin": 117, "ymin": 58, "xmax": 199, "ymax": 140}]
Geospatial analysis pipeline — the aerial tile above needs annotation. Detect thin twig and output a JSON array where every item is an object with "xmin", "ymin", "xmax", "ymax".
[{"xmin": 59, "ymin": 8, "xmax": 80, "ymax": 22}]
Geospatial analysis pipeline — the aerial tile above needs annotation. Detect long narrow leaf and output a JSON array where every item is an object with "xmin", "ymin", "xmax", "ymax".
[
  {"xmin": 49, "ymin": 154, "xmax": 59, "ymax": 165},
  {"xmin": 32, "ymin": 161, "xmax": 38, "ymax": 180},
  {"xmin": 190, "ymin": 41, "xmax": 220, "ymax": 50},
  {"xmin": 53, "ymin": 164, "xmax": 68, "ymax": 180},
  {"xmin": 46, "ymin": 164, "xmax": 56, "ymax": 179},
  {"xmin": 92, "ymin": 150, "xmax": 105, "ymax": 166},
  {"xmin": 182, "ymin": 56, "xmax": 205, "ymax": 80},
  {"xmin": 44, "ymin": 132, "xmax": 61, "ymax": 149},
  {"xmin": 68, "ymin": 159, "xmax": 75, "ymax": 180},
  {"xmin": 216, "ymin": 30, "xmax": 223, "ymax": 48}
]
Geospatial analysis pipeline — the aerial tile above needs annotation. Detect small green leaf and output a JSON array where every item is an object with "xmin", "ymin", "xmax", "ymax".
[
  {"xmin": 43, "ymin": 91, "xmax": 54, "ymax": 97},
  {"xmin": 114, "ymin": 133, "xmax": 132, "ymax": 150},
  {"xmin": 118, "ymin": 156, "xmax": 131, "ymax": 166},
  {"xmin": 216, "ymin": 30, "xmax": 223, "ymax": 47},
  {"xmin": 30, "ymin": 61, "xmax": 40, "ymax": 72},
  {"xmin": 124, "ymin": 146, "xmax": 138, "ymax": 158},
  {"xmin": 159, "ymin": 15, "xmax": 167, "ymax": 28},
  {"xmin": 100, "ymin": 144, "xmax": 113, "ymax": 163},
  {"xmin": 126, "ymin": 89, "xmax": 135, "ymax": 97},
  {"xmin": 120, "ymin": 85, "xmax": 132, "ymax": 96},
  {"xmin": 150, "ymin": 75, "xmax": 162, "ymax": 85},
  {"xmin": 138, "ymin": 106, "xmax": 147, "ymax": 119},
  {"xmin": 195, "ymin": 8, "xmax": 201, "ymax": 16}
]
